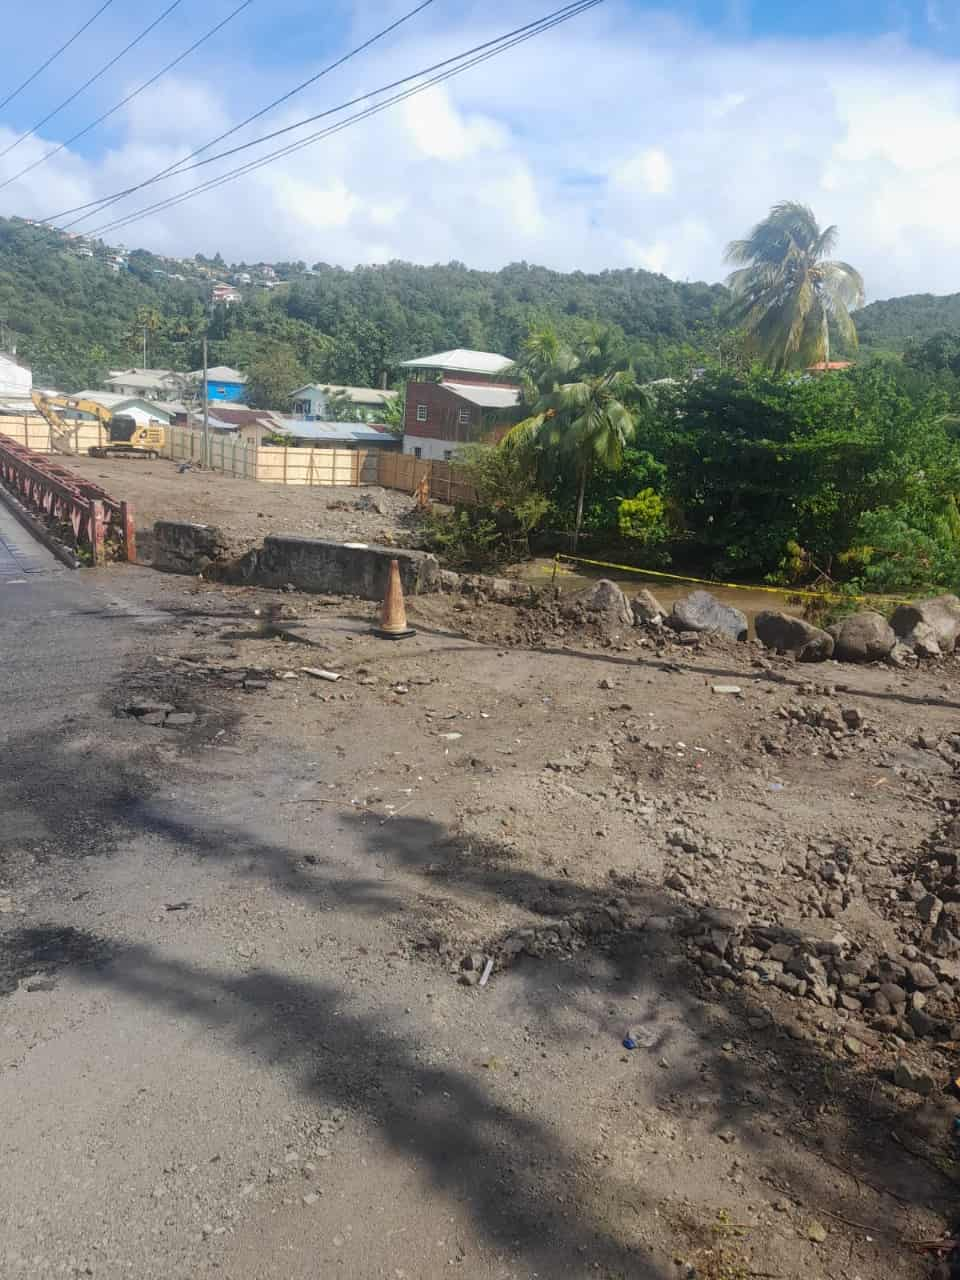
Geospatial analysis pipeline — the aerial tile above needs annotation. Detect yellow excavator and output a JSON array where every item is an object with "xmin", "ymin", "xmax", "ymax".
[{"xmin": 30, "ymin": 390, "xmax": 165, "ymax": 459}]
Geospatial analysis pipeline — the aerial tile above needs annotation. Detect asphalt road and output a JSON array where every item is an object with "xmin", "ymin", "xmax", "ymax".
[
  {"xmin": 0, "ymin": 550, "xmax": 660, "ymax": 1280},
  {"xmin": 0, "ymin": 531, "xmax": 935, "ymax": 1280}
]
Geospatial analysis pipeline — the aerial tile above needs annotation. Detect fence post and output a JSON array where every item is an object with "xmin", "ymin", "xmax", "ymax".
[
  {"xmin": 120, "ymin": 500, "xmax": 137, "ymax": 562},
  {"xmin": 89, "ymin": 499, "xmax": 106, "ymax": 566}
]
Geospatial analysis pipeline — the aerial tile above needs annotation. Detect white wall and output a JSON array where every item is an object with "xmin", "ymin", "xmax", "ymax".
[
  {"xmin": 402, "ymin": 434, "xmax": 457, "ymax": 462},
  {"xmin": 0, "ymin": 354, "xmax": 31, "ymax": 398},
  {"xmin": 292, "ymin": 388, "xmax": 328, "ymax": 418}
]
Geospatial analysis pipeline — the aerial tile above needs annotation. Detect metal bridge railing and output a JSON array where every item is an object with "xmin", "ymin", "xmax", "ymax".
[{"xmin": 0, "ymin": 434, "xmax": 136, "ymax": 564}]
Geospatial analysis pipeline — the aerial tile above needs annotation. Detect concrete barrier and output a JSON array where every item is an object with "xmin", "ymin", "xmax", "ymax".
[
  {"xmin": 150, "ymin": 521, "xmax": 439, "ymax": 599},
  {"xmin": 151, "ymin": 521, "xmax": 239, "ymax": 576},
  {"xmin": 256, "ymin": 535, "xmax": 439, "ymax": 598}
]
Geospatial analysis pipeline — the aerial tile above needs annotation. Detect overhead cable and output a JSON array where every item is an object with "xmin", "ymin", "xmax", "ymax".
[
  {"xmin": 83, "ymin": 0, "xmax": 602, "ymax": 240},
  {"xmin": 0, "ymin": 0, "xmax": 186, "ymax": 160},
  {"xmin": 45, "ymin": 0, "xmax": 438, "ymax": 226},
  {"xmin": 0, "ymin": 0, "xmax": 118, "ymax": 113},
  {"xmin": 0, "ymin": 1, "xmax": 256, "ymax": 192}
]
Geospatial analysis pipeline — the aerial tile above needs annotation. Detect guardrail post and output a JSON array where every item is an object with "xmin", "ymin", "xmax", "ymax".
[
  {"xmin": 89, "ymin": 499, "xmax": 106, "ymax": 566},
  {"xmin": 120, "ymin": 500, "xmax": 137, "ymax": 562}
]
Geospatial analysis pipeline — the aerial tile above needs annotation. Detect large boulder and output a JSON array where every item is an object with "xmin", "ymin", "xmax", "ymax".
[
  {"xmin": 828, "ymin": 611, "xmax": 896, "ymax": 663},
  {"xmin": 666, "ymin": 590, "xmax": 747, "ymax": 642},
  {"xmin": 755, "ymin": 610, "xmax": 834, "ymax": 662},
  {"xmin": 631, "ymin": 588, "xmax": 666, "ymax": 626},
  {"xmin": 891, "ymin": 594, "xmax": 960, "ymax": 655},
  {"xmin": 561, "ymin": 579, "xmax": 633, "ymax": 627}
]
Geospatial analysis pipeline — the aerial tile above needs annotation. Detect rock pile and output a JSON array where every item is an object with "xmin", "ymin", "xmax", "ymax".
[
  {"xmin": 891, "ymin": 593, "xmax": 960, "ymax": 658},
  {"xmin": 687, "ymin": 907, "xmax": 960, "ymax": 1047}
]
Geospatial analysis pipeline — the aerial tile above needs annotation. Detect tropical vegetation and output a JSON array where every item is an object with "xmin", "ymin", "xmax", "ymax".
[{"xmin": 725, "ymin": 201, "xmax": 864, "ymax": 371}]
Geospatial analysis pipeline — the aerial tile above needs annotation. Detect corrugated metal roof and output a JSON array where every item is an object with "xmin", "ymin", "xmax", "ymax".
[
  {"xmin": 205, "ymin": 407, "xmax": 280, "ymax": 428},
  {"xmin": 271, "ymin": 419, "xmax": 396, "ymax": 443},
  {"xmin": 442, "ymin": 381, "xmax": 520, "ymax": 409},
  {"xmin": 399, "ymin": 348, "xmax": 515, "ymax": 375},
  {"xmin": 290, "ymin": 383, "xmax": 398, "ymax": 405},
  {"xmin": 190, "ymin": 365, "xmax": 247, "ymax": 383},
  {"xmin": 104, "ymin": 370, "xmax": 179, "ymax": 392}
]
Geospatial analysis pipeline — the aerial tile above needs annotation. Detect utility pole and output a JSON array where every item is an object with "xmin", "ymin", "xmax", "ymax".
[
  {"xmin": 143, "ymin": 325, "xmax": 147, "ymax": 371},
  {"xmin": 202, "ymin": 335, "xmax": 209, "ymax": 468}
]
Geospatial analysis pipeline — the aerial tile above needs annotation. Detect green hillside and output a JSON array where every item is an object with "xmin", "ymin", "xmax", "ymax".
[
  {"xmin": 0, "ymin": 216, "xmax": 728, "ymax": 393},
  {"xmin": 854, "ymin": 292, "xmax": 960, "ymax": 353}
]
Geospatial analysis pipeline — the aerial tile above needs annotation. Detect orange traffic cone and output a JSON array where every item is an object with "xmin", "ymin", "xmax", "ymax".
[{"xmin": 373, "ymin": 558, "xmax": 416, "ymax": 639}]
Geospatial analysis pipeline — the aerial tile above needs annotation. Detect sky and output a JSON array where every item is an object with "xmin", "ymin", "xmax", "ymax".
[{"xmin": 1, "ymin": 0, "xmax": 960, "ymax": 300}]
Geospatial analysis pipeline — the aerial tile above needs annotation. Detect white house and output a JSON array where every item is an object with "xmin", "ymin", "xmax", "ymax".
[
  {"xmin": 0, "ymin": 352, "xmax": 32, "ymax": 398},
  {"xmin": 105, "ymin": 368, "xmax": 182, "ymax": 400},
  {"xmin": 290, "ymin": 384, "xmax": 397, "ymax": 422},
  {"xmin": 73, "ymin": 392, "xmax": 182, "ymax": 425}
]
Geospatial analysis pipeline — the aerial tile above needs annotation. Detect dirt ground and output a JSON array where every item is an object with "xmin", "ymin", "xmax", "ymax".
[
  {"xmin": 4, "ymin": 564, "xmax": 960, "ymax": 1279},
  {"xmin": 66, "ymin": 453, "xmax": 421, "ymax": 547}
]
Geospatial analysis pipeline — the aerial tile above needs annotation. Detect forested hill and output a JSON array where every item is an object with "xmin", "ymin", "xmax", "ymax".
[
  {"xmin": 854, "ymin": 292, "xmax": 960, "ymax": 353},
  {"xmin": 0, "ymin": 215, "xmax": 728, "ymax": 392}
]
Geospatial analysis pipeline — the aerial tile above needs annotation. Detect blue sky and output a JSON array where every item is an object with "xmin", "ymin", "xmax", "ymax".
[{"xmin": 1, "ymin": 1, "xmax": 960, "ymax": 298}]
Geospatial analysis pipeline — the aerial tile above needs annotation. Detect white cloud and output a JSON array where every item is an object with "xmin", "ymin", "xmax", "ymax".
[
  {"xmin": 400, "ymin": 86, "xmax": 507, "ymax": 160},
  {"xmin": 3, "ymin": 7, "xmax": 960, "ymax": 300},
  {"xmin": 613, "ymin": 147, "xmax": 674, "ymax": 196}
]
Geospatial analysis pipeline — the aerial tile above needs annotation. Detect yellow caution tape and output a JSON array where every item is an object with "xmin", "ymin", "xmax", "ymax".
[{"xmin": 553, "ymin": 553, "xmax": 912, "ymax": 606}]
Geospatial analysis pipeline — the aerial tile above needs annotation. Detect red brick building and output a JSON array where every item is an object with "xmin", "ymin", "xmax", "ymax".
[{"xmin": 399, "ymin": 348, "xmax": 520, "ymax": 461}]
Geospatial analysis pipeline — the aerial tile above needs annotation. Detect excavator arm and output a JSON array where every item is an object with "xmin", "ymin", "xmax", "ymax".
[{"xmin": 31, "ymin": 391, "xmax": 112, "ymax": 455}]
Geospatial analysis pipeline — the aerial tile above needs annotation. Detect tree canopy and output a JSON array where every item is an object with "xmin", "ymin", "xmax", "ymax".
[{"xmin": 725, "ymin": 202, "xmax": 864, "ymax": 371}]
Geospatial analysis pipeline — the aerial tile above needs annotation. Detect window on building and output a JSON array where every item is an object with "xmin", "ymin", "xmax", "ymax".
[
  {"xmin": 416, "ymin": 404, "xmax": 428, "ymax": 422},
  {"xmin": 413, "ymin": 447, "xmax": 423, "ymax": 459},
  {"xmin": 443, "ymin": 450, "xmax": 453, "ymax": 461},
  {"xmin": 457, "ymin": 407, "xmax": 471, "ymax": 425}
]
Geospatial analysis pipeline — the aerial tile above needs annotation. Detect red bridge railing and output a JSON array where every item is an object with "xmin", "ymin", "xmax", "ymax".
[{"xmin": 0, "ymin": 434, "xmax": 136, "ymax": 564}]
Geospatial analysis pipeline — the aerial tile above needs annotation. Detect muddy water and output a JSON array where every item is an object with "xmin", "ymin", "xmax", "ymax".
[{"xmin": 517, "ymin": 556, "xmax": 805, "ymax": 628}]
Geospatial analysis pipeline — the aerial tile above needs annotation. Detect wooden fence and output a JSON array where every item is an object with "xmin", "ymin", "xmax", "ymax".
[
  {"xmin": 376, "ymin": 451, "xmax": 477, "ymax": 504},
  {"xmin": 162, "ymin": 427, "xmax": 379, "ymax": 486},
  {"xmin": 0, "ymin": 413, "xmax": 109, "ymax": 455},
  {"xmin": 8, "ymin": 418, "xmax": 477, "ymax": 502}
]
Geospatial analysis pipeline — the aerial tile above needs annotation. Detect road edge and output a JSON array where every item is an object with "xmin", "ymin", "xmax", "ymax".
[{"xmin": 0, "ymin": 481, "xmax": 80, "ymax": 570}]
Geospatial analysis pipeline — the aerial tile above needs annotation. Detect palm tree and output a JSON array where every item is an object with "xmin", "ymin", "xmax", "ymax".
[
  {"xmin": 504, "ymin": 327, "xmax": 639, "ymax": 551},
  {"xmin": 725, "ymin": 202, "xmax": 865, "ymax": 372}
]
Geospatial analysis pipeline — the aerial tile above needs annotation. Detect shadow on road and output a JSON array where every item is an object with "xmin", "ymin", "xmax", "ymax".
[{"xmin": 0, "ymin": 724, "xmax": 948, "ymax": 1277}]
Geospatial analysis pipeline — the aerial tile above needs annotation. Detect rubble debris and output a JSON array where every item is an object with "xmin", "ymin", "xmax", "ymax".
[
  {"xmin": 755, "ymin": 610, "xmax": 834, "ymax": 662},
  {"xmin": 893, "ymin": 1059, "xmax": 937, "ymax": 1097},
  {"xmin": 892, "ymin": 594, "xmax": 960, "ymax": 659},
  {"xmin": 631, "ymin": 588, "xmax": 666, "ymax": 626},
  {"xmin": 828, "ymin": 611, "xmax": 896, "ymax": 663},
  {"xmin": 665, "ymin": 591, "xmax": 748, "ymax": 642},
  {"xmin": 560, "ymin": 579, "xmax": 633, "ymax": 627}
]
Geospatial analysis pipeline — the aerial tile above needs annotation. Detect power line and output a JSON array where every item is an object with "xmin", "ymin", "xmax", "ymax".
[
  {"xmin": 0, "ymin": 0, "xmax": 255, "ymax": 192},
  {"xmin": 0, "ymin": 0, "xmax": 118, "ymax": 114},
  {"xmin": 84, "ymin": 1, "xmax": 602, "ymax": 240},
  {"xmin": 0, "ymin": 0, "xmax": 186, "ymax": 161},
  {"xmin": 54, "ymin": 0, "xmax": 595, "ymax": 232},
  {"xmin": 47, "ymin": 0, "xmax": 438, "ymax": 227}
]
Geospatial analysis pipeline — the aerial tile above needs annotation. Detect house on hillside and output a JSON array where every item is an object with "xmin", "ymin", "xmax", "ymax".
[
  {"xmin": 189, "ymin": 365, "xmax": 248, "ymax": 404},
  {"xmin": 398, "ymin": 348, "xmax": 520, "ymax": 461},
  {"xmin": 0, "ymin": 351, "xmax": 32, "ymax": 398},
  {"xmin": 212, "ymin": 283, "xmax": 241, "ymax": 305},
  {"xmin": 290, "ymin": 383, "xmax": 398, "ymax": 422},
  {"xmin": 105, "ymin": 368, "xmax": 181, "ymax": 401}
]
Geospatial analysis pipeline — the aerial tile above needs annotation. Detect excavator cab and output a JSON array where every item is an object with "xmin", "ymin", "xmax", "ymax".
[{"xmin": 92, "ymin": 415, "xmax": 165, "ymax": 459}]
